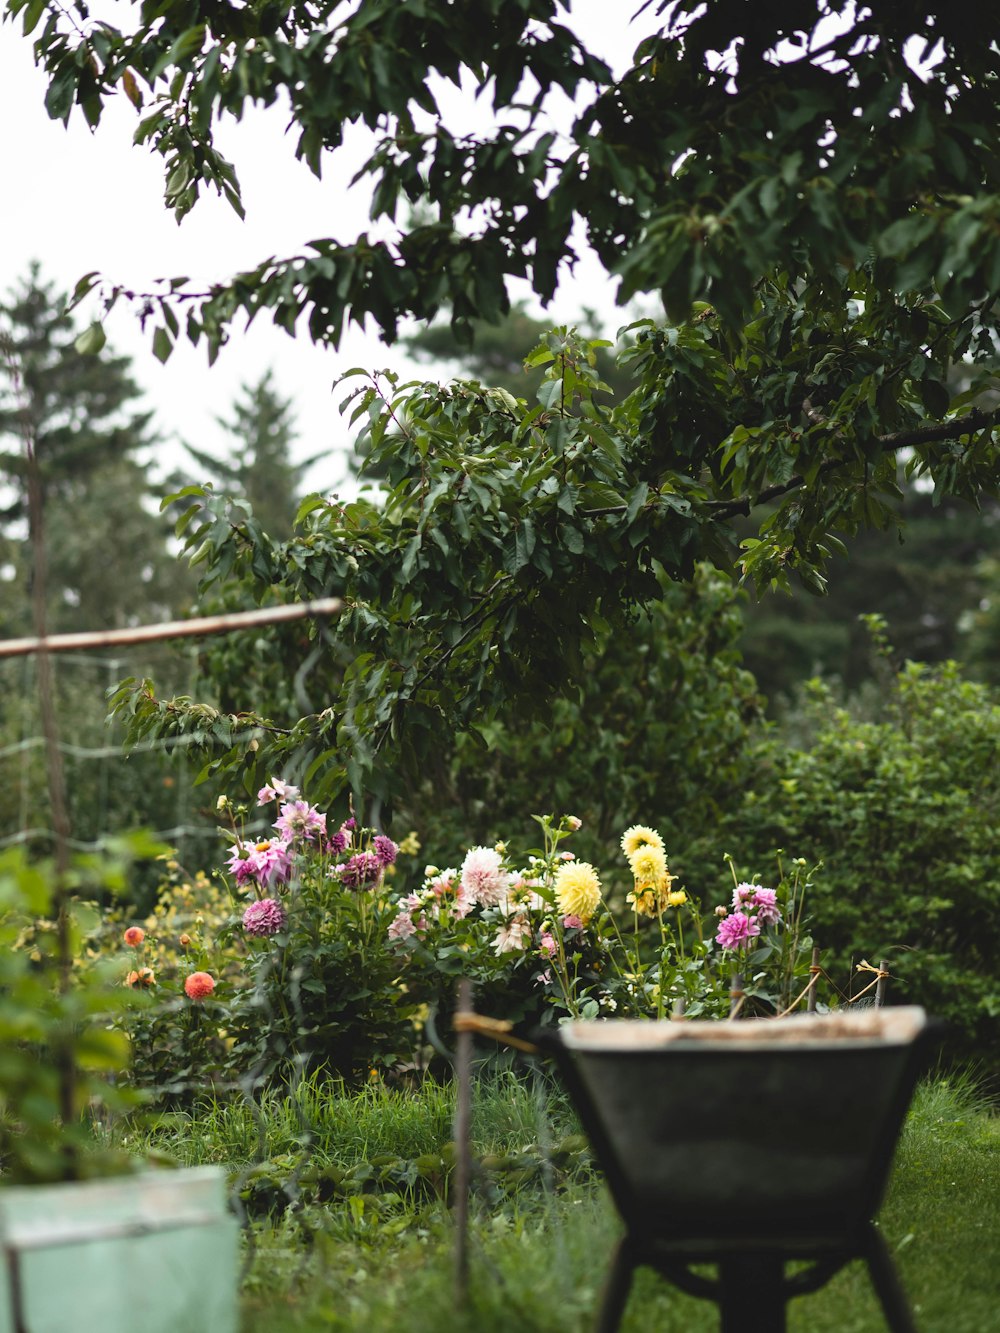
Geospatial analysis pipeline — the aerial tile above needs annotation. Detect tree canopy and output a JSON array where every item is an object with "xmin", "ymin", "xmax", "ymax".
[{"xmin": 11, "ymin": 0, "xmax": 1000, "ymax": 804}]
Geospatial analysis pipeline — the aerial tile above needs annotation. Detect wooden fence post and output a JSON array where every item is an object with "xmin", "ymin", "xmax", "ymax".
[
  {"xmin": 875, "ymin": 959, "xmax": 890, "ymax": 1008},
  {"xmin": 807, "ymin": 947, "xmax": 821, "ymax": 1014},
  {"xmin": 453, "ymin": 979, "xmax": 474, "ymax": 1306}
]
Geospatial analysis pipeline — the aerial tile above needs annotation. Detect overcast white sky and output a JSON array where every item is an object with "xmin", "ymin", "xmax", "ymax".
[{"xmin": 0, "ymin": 4, "xmax": 652, "ymax": 499}]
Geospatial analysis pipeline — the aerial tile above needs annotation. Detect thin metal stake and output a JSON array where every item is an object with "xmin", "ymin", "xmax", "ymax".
[{"xmin": 453, "ymin": 979, "xmax": 474, "ymax": 1307}]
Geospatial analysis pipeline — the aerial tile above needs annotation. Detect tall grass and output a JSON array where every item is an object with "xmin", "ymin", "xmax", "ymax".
[
  {"xmin": 111, "ymin": 1068, "xmax": 998, "ymax": 1331},
  {"xmin": 121, "ymin": 1064, "xmax": 576, "ymax": 1169},
  {"xmin": 229, "ymin": 1073, "xmax": 998, "ymax": 1333}
]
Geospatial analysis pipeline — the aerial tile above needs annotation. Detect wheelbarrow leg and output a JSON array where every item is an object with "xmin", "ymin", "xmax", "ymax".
[
  {"xmin": 865, "ymin": 1226, "xmax": 919, "ymax": 1333},
  {"xmin": 718, "ymin": 1254, "xmax": 787, "ymax": 1333},
  {"xmin": 594, "ymin": 1237, "xmax": 634, "ymax": 1333}
]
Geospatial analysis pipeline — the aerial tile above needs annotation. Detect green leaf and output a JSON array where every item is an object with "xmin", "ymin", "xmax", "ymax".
[
  {"xmin": 152, "ymin": 327, "xmax": 174, "ymax": 363},
  {"xmin": 74, "ymin": 323, "xmax": 106, "ymax": 356}
]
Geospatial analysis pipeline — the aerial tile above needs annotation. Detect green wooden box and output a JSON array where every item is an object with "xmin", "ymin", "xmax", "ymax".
[{"xmin": 0, "ymin": 1166, "xmax": 238, "ymax": 1333}]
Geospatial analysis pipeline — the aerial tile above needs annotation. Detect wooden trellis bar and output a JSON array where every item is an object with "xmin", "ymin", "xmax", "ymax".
[{"xmin": 0, "ymin": 597, "xmax": 344, "ymax": 658}]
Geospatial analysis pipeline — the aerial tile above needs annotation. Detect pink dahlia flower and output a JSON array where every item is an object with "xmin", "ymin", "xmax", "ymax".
[
  {"xmin": 242, "ymin": 898, "xmax": 288, "ymax": 937},
  {"xmin": 715, "ymin": 911, "xmax": 761, "ymax": 951},
  {"xmin": 226, "ymin": 844, "xmax": 258, "ymax": 887},
  {"xmin": 373, "ymin": 834, "xmax": 398, "ymax": 866},
  {"xmin": 388, "ymin": 912, "xmax": 417, "ymax": 942},
  {"xmin": 274, "ymin": 800, "xmax": 327, "ymax": 844},
  {"xmin": 749, "ymin": 886, "xmax": 782, "ymax": 928},
  {"xmin": 732, "ymin": 882, "xmax": 757, "ymax": 910},
  {"xmin": 249, "ymin": 839, "xmax": 294, "ymax": 890},
  {"xmin": 339, "ymin": 851, "xmax": 383, "ymax": 888}
]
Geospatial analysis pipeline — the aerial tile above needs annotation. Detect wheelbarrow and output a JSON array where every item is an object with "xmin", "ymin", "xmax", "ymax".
[{"xmin": 534, "ymin": 1006, "xmax": 934, "ymax": 1333}]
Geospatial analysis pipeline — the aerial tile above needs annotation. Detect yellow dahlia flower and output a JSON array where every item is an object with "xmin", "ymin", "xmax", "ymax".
[
  {"xmin": 626, "ymin": 887, "xmax": 658, "ymax": 918},
  {"xmin": 627, "ymin": 848, "xmax": 682, "ymax": 916},
  {"xmin": 621, "ymin": 825, "xmax": 665, "ymax": 860},
  {"xmin": 554, "ymin": 861, "xmax": 602, "ymax": 924},
  {"xmin": 629, "ymin": 843, "xmax": 668, "ymax": 887}
]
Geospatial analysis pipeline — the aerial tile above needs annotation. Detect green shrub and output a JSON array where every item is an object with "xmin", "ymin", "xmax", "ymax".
[{"xmin": 696, "ymin": 653, "xmax": 1000, "ymax": 1066}]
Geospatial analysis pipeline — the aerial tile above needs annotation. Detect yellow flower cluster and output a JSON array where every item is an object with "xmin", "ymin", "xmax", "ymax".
[
  {"xmin": 620, "ymin": 824, "xmax": 683, "ymax": 917},
  {"xmin": 554, "ymin": 861, "xmax": 602, "ymax": 924}
]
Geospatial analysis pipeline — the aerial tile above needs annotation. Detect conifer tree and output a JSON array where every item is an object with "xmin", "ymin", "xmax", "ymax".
[
  {"xmin": 0, "ymin": 266, "xmax": 180, "ymax": 634},
  {"xmin": 178, "ymin": 372, "xmax": 321, "ymax": 542}
]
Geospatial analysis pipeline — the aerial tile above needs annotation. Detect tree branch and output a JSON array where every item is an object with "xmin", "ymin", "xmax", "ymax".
[{"xmin": 706, "ymin": 407, "xmax": 1000, "ymax": 520}]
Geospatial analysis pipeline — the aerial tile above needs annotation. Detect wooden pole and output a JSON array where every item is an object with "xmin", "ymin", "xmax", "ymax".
[
  {"xmin": 5, "ymin": 332, "xmax": 77, "ymax": 1167},
  {"xmin": 729, "ymin": 972, "xmax": 745, "ymax": 1019},
  {"xmin": 453, "ymin": 979, "xmax": 474, "ymax": 1306},
  {"xmin": 875, "ymin": 959, "xmax": 890, "ymax": 1008},
  {"xmin": 807, "ymin": 947, "xmax": 821, "ymax": 1014},
  {"xmin": 0, "ymin": 597, "xmax": 343, "ymax": 658}
]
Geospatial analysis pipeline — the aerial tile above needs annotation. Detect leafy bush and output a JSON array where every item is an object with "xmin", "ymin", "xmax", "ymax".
[
  {"xmin": 109, "ymin": 786, "xmax": 428, "ymax": 1097},
  {"xmin": 0, "ymin": 841, "xmax": 151, "ymax": 1182},
  {"xmin": 699, "ymin": 646, "xmax": 1000, "ymax": 1065}
]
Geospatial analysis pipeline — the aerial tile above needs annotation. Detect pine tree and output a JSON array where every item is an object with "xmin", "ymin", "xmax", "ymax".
[
  {"xmin": 178, "ymin": 372, "xmax": 320, "ymax": 541},
  {"xmin": 0, "ymin": 267, "xmax": 196, "ymax": 868},
  {"xmin": 0, "ymin": 265, "xmax": 181, "ymax": 634}
]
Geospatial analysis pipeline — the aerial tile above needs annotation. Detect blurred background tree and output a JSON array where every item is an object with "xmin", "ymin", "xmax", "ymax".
[{"xmin": 173, "ymin": 371, "xmax": 323, "ymax": 542}]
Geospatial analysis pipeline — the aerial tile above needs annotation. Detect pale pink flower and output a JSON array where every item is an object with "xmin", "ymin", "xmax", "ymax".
[
  {"xmin": 493, "ymin": 914, "xmax": 531, "ymax": 955},
  {"xmin": 749, "ymin": 886, "xmax": 782, "ymax": 928},
  {"xmin": 388, "ymin": 913, "xmax": 417, "ymax": 942},
  {"xmin": 732, "ymin": 882, "xmax": 758, "ymax": 910},
  {"xmin": 257, "ymin": 777, "xmax": 300, "ymax": 805},
  {"xmin": 274, "ymin": 800, "xmax": 327, "ymax": 844},
  {"xmin": 452, "ymin": 883, "xmax": 476, "ymax": 919},
  {"xmin": 539, "ymin": 931, "xmax": 557, "ymax": 958},
  {"xmin": 460, "ymin": 846, "xmax": 507, "ymax": 908},
  {"xmin": 562, "ymin": 914, "xmax": 584, "ymax": 930}
]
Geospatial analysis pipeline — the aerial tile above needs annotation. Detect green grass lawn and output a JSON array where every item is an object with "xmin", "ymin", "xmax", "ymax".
[{"xmin": 131, "ymin": 1070, "xmax": 999, "ymax": 1332}]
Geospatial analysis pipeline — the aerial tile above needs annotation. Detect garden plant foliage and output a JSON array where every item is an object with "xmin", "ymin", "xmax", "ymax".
[
  {"xmin": 703, "ymin": 629, "xmax": 1000, "ymax": 1066},
  {"xmin": 5, "ymin": 0, "xmax": 1000, "ymax": 1108}
]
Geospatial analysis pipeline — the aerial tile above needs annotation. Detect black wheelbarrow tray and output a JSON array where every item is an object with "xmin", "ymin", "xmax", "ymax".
[{"xmin": 536, "ymin": 1006, "xmax": 934, "ymax": 1332}]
